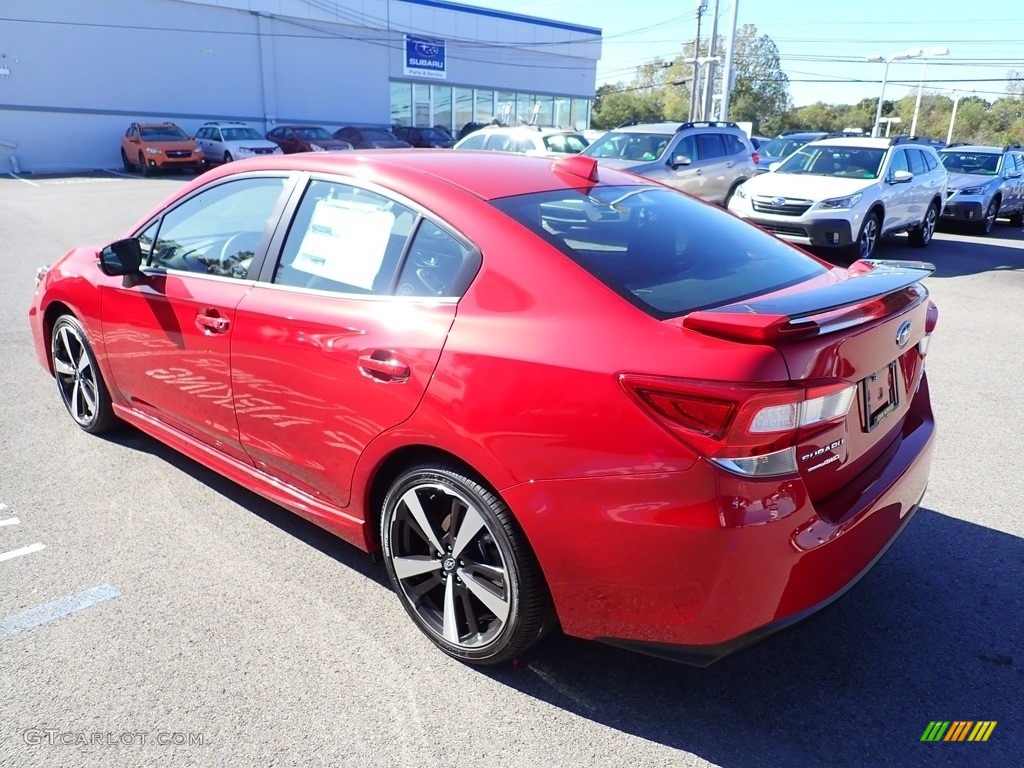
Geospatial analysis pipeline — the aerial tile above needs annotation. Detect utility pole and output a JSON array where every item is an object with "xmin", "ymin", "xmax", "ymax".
[
  {"xmin": 702, "ymin": 0, "xmax": 721, "ymax": 120},
  {"xmin": 688, "ymin": 0, "xmax": 709, "ymax": 121},
  {"xmin": 719, "ymin": 0, "xmax": 739, "ymax": 122}
]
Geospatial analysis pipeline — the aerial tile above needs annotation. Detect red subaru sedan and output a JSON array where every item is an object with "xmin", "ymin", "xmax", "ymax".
[{"xmin": 28, "ymin": 151, "xmax": 937, "ymax": 666}]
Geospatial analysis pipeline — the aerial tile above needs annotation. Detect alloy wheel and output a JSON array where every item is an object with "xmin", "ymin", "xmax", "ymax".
[
  {"xmin": 859, "ymin": 216, "xmax": 878, "ymax": 259},
  {"xmin": 52, "ymin": 323, "xmax": 101, "ymax": 428},
  {"xmin": 387, "ymin": 482, "xmax": 512, "ymax": 650},
  {"xmin": 984, "ymin": 202, "xmax": 997, "ymax": 233}
]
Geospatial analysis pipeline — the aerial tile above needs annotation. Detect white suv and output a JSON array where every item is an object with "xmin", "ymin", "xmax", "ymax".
[
  {"xmin": 194, "ymin": 121, "xmax": 282, "ymax": 166},
  {"xmin": 453, "ymin": 126, "xmax": 590, "ymax": 156},
  {"xmin": 728, "ymin": 136, "xmax": 948, "ymax": 259}
]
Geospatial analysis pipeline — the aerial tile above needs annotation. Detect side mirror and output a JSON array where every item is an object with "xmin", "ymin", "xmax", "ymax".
[
  {"xmin": 129, "ymin": 136, "xmax": 140, "ymax": 143},
  {"xmin": 99, "ymin": 237, "xmax": 143, "ymax": 276},
  {"xmin": 768, "ymin": 161, "xmax": 782, "ymax": 172},
  {"xmin": 891, "ymin": 169, "xmax": 914, "ymax": 184},
  {"xmin": 670, "ymin": 154, "xmax": 692, "ymax": 169},
  {"xmin": 1006, "ymin": 170, "xmax": 1022, "ymax": 179}
]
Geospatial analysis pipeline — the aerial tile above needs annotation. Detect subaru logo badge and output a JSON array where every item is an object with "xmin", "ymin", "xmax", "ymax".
[
  {"xmin": 896, "ymin": 320, "xmax": 912, "ymax": 348},
  {"xmin": 769, "ymin": 197, "xmax": 786, "ymax": 206}
]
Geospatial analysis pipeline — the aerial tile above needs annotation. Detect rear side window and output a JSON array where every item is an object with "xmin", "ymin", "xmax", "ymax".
[
  {"xmin": 491, "ymin": 186, "xmax": 827, "ymax": 319},
  {"xmin": 458, "ymin": 133, "xmax": 485, "ymax": 149},
  {"xmin": 724, "ymin": 134, "xmax": 749, "ymax": 156},
  {"xmin": 908, "ymin": 149, "xmax": 927, "ymax": 175},
  {"xmin": 695, "ymin": 133, "xmax": 727, "ymax": 160}
]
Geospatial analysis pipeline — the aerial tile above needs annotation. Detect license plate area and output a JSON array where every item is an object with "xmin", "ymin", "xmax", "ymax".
[{"xmin": 860, "ymin": 361, "xmax": 899, "ymax": 432}]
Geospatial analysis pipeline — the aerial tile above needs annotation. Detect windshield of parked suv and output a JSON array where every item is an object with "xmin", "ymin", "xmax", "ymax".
[
  {"xmin": 939, "ymin": 151, "xmax": 1000, "ymax": 175},
  {"xmin": 359, "ymin": 129, "xmax": 399, "ymax": 141},
  {"xmin": 583, "ymin": 132, "xmax": 673, "ymax": 162},
  {"xmin": 418, "ymin": 128, "xmax": 449, "ymax": 142},
  {"xmin": 222, "ymin": 128, "xmax": 265, "ymax": 142},
  {"xmin": 777, "ymin": 145, "xmax": 886, "ymax": 179},
  {"xmin": 543, "ymin": 133, "xmax": 589, "ymax": 154},
  {"xmin": 294, "ymin": 127, "xmax": 333, "ymax": 140},
  {"xmin": 140, "ymin": 126, "xmax": 189, "ymax": 141},
  {"xmin": 491, "ymin": 185, "xmax": 827, "ymax": 319},
  {"xmin": 760, "ymin": 136, "xmax": 817, "ymax": 159}
]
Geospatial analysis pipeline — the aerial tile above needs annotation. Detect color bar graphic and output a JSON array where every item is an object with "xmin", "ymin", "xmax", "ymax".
[{"xmin": 921, "ymin": 721, "xmax": 996, "ymax": 742}]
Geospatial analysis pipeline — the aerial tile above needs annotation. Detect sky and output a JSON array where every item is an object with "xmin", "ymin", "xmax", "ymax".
[{"xmin": 465, "ymin": 0, "xmax": 1023, "ymax": 106}]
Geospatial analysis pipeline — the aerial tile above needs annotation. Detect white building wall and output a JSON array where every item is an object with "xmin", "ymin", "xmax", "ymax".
[{"xmin": 0, "ymin": 0, "xmax": 600, "ymax": 172}]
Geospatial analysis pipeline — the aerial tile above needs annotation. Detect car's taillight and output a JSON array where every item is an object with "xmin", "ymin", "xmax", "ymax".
[
  {"xmin": 620, "ymin": 375, "xmax": 856, "ymax": 477},
  {"xmin": 751, "ymin": 150, "xmax": 760, "ymax": 165}
]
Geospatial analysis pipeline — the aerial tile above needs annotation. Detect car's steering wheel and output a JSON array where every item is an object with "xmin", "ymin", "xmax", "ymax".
[{"xmin": 218, "ymin": 232, "xmax": 262, "ymax": 272}]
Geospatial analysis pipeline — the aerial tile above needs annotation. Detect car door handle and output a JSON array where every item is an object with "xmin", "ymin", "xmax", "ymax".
[
  {"xmin": 195, "ymin": 312, "xmax": 230, "ymax": 334},
  {"xmin": 726, "ymin": 161, "xmax": 735, "ymax": 168},
  {"xmin": 358, "ymin": 352, "xmax": 410, "ymax": 383},
  {"xmin": 695, "ymin": 169, "xmax": 702, "ymax": 175}
]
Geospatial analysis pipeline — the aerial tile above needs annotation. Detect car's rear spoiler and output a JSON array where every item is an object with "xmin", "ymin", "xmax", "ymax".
[{"xmin": 682, "ymin": 260, "xmax": 934, "ymax": 343}]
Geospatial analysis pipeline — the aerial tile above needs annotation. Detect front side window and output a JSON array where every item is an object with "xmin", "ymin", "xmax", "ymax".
[
  {"xmin": 908, "ymin": 149, "xmax": 927, "ymax": 175},
  {"xmin": 491, "ymin": 185, "xmax": 827, "ymax": 319},
  {"xmin": 149, "ymin": 177, "xmax": 287, "ymax": 278},
  {"xmin": 888, "ymin": 149, "xmax": 909, "ymax": 175},
  {"xmin": 457, "ymin": 133, "xmax": 486, "ymax": 150},
  {"xmin": 695, "ymin": 133, "xmax": 727, "ymax": 160},
  {"xmin": 273, "ymin": 180, "xmax": 415, "ymax": 295},
  {"xmin": 777, "ymin": 145, "xmax": 886, "ymax": 179}
]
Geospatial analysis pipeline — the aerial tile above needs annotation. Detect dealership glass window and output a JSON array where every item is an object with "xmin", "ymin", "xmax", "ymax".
[
  {"xmin": 475, "ymin": 90, "xmax": 495, "ymax": 123},
  {"xmin": 413, "ymin": 83, "xmax": 431, "ymax": 126},
  {"xmin": 433, "ymin": 85, "xmax": 452, "ymax": 132},
  {"xmin": 391, "ymin": 82, "xmax": 412, "ymax": 127},
  {"xmin": 534, "ymin": 95, "xmax": 553, "ymax": 127},
  {"xmin": 454, "ymin": 87, "xmax": 474, "ymax": 134},
  {"xmin": 515, "ymin": 93, "xmax": 536, "ymax": 125},
  {"xmin": 553, "ymin": 97, "xmax": 571, "ymax": 129},
  {"xmin": 496, "ymin": 91, "xmax": 516, "ymax": 125},
  {"xmin": 571, "ymin": 98, "xmax": 590, "ymax": 131}
]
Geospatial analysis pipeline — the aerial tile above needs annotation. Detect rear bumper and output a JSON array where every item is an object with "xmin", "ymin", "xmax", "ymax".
[{"xmin": 503, "ymin": 375, "xmax": 935, "ymax": 664}]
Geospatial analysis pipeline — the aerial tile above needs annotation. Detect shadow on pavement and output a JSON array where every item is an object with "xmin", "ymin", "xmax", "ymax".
[{"xmin": 484, "ymin": 508, "xmax": 1023, "ymax": 768}]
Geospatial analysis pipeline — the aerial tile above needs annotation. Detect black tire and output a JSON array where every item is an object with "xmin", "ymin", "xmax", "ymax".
[
  {"xmin": 50, "ymin": 315, "xmax": 116, "ymax": 434},
  {"xmin": 1009, "ymin": 208, "xmax": 1024, "ymax": 228},
  {"xmin": 723, "ymin": 181, "xmax": 744, "ymax": 208},
  {"xmin": 380, "ymin": 463, "xmax": 552, "ymax": 665},
  {"xmin": 224, "ymin": 152, "xmax": 233, "ymax": 164},
  {"xmin": 120, "ymin": 149, "xmax": 132, "ymax": 173},
  {"xmin": 909, "ymin": 203, "xmax": 938, "ymax": 248},
  {"xmin": 975, "ymin": 199, "xmax": 998, "ymax": 235},
  {"xmin": 139, "ymin": 152, "xmax": 152, "ymax": 177},
  {"xmin": 848, "ymin": 212, "xmax": 880, "ymax": 260}
]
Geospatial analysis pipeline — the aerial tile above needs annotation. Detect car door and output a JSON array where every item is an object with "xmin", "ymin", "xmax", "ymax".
[
  {"xmin": 880, "ymin": 148, "xmax": 913, "ymax": 231},
  {"xmin": 661, "ymin": 134, "xmax": 707, "ymax": 197},
  {"xmin": 230, "ymin": 177, "xmax": 471, "ymax": 506},
  {"xmin": 905, "ymin": 149, "xmax": 934, "ymax": 223},
  {"xmin": 100, "ymin": 174, "xmax": 294, "ymax": 461},
  {"xmin": 693, "ymin": 132, "xmax": 731, "ymax": 203}
]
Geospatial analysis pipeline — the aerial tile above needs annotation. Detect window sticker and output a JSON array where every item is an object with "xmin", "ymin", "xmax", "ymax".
[{"xmin": 291, "ymin": 199, "xmax": 395, "ymax": 290}]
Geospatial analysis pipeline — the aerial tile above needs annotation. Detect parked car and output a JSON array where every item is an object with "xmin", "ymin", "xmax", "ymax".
[
  {"xmin": 937, "ymin": 144, "xmax": 1024, "ymax": 233},
  {"xmin": 29, "ymin": 150, "xmax": 938, "ymax": 667},
  {"xmin": 194, "ymin": 122, "xmax": 282, "ymax": 166},
  {"xmin": 457, "ymin": 121, "xmax": 490, "ymax": 140},
  {"xmin": 333, "ymin": 125, "xmax": 411, "ymax": 149},
  {"xmin": 265, "ymin": 125, "xmax": 353, "ymax": 154},
  {"xmin": 393, "ymin": 126, "xmax": 454, "ymax": 148},
  {"xmin": 453, "ymin": 126, "xmax": 589, "ymax": 155},
  {"xmin": 432, "ymin": 125, "xmax": 456, "ymax": 142},
  {"xmin": 582, "ymin": 120, "xmax": 758, "ymax": 206},
  {"xmin": 755, "ymin": 131, "xmax": 830, "ymax": 174},
  {"xmin": 120, "ymin": 122, "xmax": 203, "ymax": 176},
  {"xmin": 750, "ymin": 135, "xmax": 771, "ymax": 150},
  {"xmin": 729, "ymin": 136, "xmax": 948, "ymax": 259}
]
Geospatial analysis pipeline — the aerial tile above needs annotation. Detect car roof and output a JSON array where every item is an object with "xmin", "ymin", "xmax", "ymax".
[
  {"xmin": 136, "ymin": 122, "xmax": 183, "ymax": 129},
  {"xmin": 777, "ymin": 131, "xmax": 828, "ymax": 140},
  {"xmin": 612, "ymin": 122, "xmax": 685, "ymax": 134},
  {"xmin": 940, "ymin": 145, "xmax": 1001, "ymax": 153},
  {"xmin": 196, "ymin": 150, "xmax": 649, "ymax": 201},
  {"xmin": 812, "ymin": 137, "xmax": 894, "ymax": 149}
]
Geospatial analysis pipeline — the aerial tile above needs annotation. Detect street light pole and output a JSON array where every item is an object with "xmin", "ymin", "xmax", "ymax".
[
  {"xmin": 867, "ymin": 50, "xmax": 920, "ymax": 138},
  {"xmin": 946, "ymin": 88, "xmax": 973, "ymax": 145},
  {"xmin": 910, "ymin": 46, "xmax": 950, "ymax": 136},
  {"xmin": 688, "ymin": 0, "xmax": 709, "ymax": 121}
]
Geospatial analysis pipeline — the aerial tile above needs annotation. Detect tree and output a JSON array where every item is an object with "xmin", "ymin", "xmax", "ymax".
[
  {"xmin": 591, "ymin": 84, "xmax": 664, "ymax": 130},
  {"xmin": 722, "ymin": 24, "xmax": 791, "ymax": 134}
]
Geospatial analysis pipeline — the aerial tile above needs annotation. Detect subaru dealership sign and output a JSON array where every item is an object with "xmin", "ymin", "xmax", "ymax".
[{"xmin": 404, "ymin": 35, "xmax": 446, "ymax": 80}]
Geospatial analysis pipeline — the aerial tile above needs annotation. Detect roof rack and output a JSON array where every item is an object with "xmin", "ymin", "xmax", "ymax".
[
  {"xmin": 1005, "ymin": 143, "xmax": 1024, "ymax": 151},
  {"xmin": 675, "ymin": 120, "xmax": 740, "ymax": 132},
  {"xmin": 616, "ymin": 119, "xmax": 639, "ymax": 129},
  {"xmin": 782, "ymin": 129, "xmax": 827, "ymax": 136},
  {"xmin": 945, "ymin": 142, "xmax": 968, "ymax": 148},
  {"xmin": 890, "ymin": 135, "xmax": 939, "ymax": 147}
]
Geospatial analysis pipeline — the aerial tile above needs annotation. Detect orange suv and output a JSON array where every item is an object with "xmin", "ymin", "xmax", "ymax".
[{"xmin": 120, "ymin": 122, "xmax": 203, "ymax": 175}]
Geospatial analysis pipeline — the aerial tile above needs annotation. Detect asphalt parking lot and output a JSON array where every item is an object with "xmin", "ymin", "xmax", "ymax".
[{"xmin": 1, "ymin": 170, "xmax": 1021, "ymax": 768}]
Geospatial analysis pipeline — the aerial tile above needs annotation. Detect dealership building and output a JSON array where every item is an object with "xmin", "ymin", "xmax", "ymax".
[{"xmin": 0, "ymin": 0, "xmax": 601, "ymax": 172}]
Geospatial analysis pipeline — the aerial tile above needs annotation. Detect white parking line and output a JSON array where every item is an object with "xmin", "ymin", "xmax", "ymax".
[
  {"xmin": 6, "ymin": 172, "xmax": 38, "ymax": 187},
  {"xmin": 0, "ymin": 583, "xmax": 121, "ymax": 638},
  {"xmin": 0, "ymin": 542, "xmax": 46, "ymax": 562},
  {"xmin": 0, "ymin": 518, "xmax": 20, "ymax": 526}
]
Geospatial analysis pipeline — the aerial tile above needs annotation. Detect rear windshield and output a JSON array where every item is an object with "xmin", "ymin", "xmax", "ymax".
[
  {"xmin": 583, "ymin": 131, "xmax": 673, "ymax": 162},
  {"xmin": 777, "ymin": 145, "xmax": 886, "ymax": 179},
  {"xmin": 491, "ymin": 185, "xmax": 827, "ymax": 319}
]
